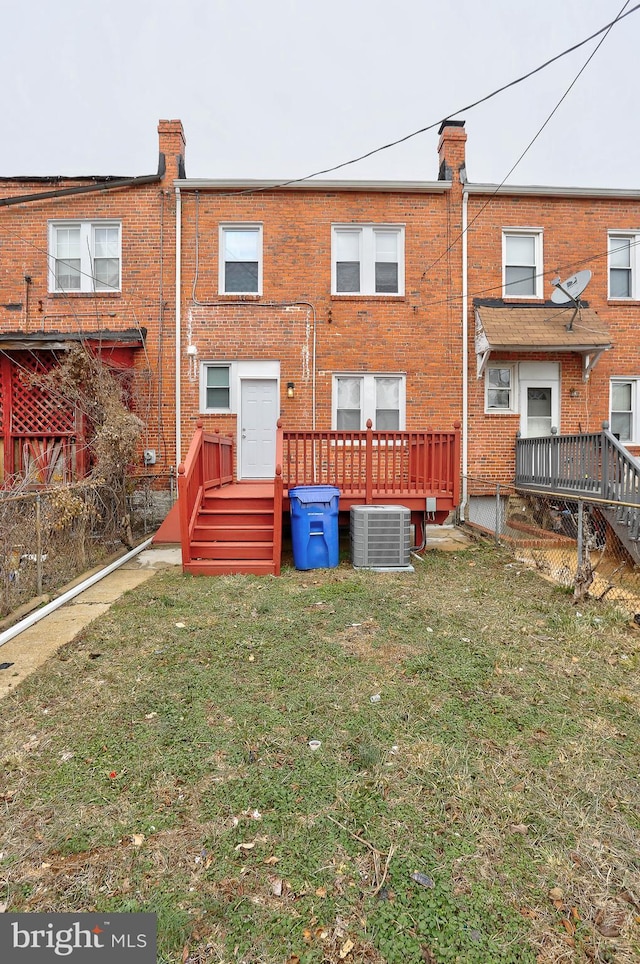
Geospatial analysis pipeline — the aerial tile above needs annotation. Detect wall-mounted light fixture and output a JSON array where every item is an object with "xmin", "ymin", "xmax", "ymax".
[{"xmin": 287, "ymin": 382, "xmax": 295, "ymax": 399}]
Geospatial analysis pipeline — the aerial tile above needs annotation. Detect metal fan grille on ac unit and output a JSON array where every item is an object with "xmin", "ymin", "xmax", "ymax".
[{"xmin": 350, "ymin": 505, "xmax": 411, "ymax": 568}]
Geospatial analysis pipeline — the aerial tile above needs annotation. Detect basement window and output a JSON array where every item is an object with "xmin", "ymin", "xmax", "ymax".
[{"xmin": 49, "ymin": 221, "xmax": 121, "ymax": 293}]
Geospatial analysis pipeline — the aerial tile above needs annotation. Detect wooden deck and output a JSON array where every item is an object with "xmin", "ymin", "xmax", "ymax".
[{"xmin": 170, "ymin": 420, "xmax": 461, "ymax": 575}]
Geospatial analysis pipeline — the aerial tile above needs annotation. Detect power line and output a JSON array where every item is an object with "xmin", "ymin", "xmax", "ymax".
[
  {"xmin": 190, "ymin": 4, "xmax": 640, "ymax": 199},
  {"xmin": 421, "ymin": 0, "xmax": 633, "ymax": 282}
]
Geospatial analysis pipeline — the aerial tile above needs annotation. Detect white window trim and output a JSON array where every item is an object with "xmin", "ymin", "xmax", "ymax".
[
  {"xmin": 200, "ymin": 359, "xmax": 280, "ymax": 413},
  {"xmin": 331, "ymin": 224, "xmax": 405, "ymax": 296},
  {"xmin": 48, "ymin": 220, "xmax": 122, "ymax": 293},
  {"xmin": 201, "ymin": 362, "xmax": 235, "ymax": 413},
  {"xmin": 608, "ymin": 232, "xmax": 640, "ymax": 300},
  {"xmin": 331, "ymin": 373, "xmax": 406, "ymax": 430},
  {"xmin": 610, "ymin": 377, "xmax": 640, "ymax": 444},
  {"xmin": 484, "ymin": 364, "xmax": 517, "ymax": 414},
  {"xmin": 502, "ymin": 228, "xmax": 543, "ymax": 300},
  {"xmin": 218, "ymin": 223, "xmax": 263, "ymax": 296}
]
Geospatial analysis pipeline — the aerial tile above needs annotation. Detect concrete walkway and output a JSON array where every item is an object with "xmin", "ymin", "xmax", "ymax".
[
  {"xmin": 423, "ymin": 524, "xmax": 475, "ymax": 551},
  {"xmin": 0, "ymin": 547, "xmax": 181, "ymax": 701}
]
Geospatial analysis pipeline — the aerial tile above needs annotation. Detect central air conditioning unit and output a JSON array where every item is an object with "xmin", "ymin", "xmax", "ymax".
[{"xmin": 350, "ymin": 505, "xmax": 412, "ymax": 569}]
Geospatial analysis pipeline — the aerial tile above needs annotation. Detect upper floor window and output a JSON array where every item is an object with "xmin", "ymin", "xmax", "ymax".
[
  {"xmin": 219, "ymin": 224, "xmax": 262, "ymax": 295},
  {"xmin": 333, "ymin": 374, "xmax": 405, "ymax": 430},
  {"xmin": 332, "ymin": 225, "xmax": 404, "ymax": 296},
  {"xmin": 609, "ymin": 233, "xmax": 639, "ymax": 299},
  {"xmin": 49, "ymin": 221, "xmax": 121, "ymax": 293},
  {"xmin": 502, "ymin": 230, "xmax": 543, "ymax": 298}
]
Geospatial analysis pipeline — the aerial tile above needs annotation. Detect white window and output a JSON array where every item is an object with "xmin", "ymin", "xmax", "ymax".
[
  {"xmin": 610, "ymin": 378, "xmax": 640, "ymax": 442},
  {"xmin": 485, "ymin": 366, "xmax": 515, "ymax": 412},
  {"xmin": 201, "ymin": 364, "xmax": 232, "ymax": 412},
  {"xmin": 502, "ymin": 230, "xmax": 543, "ymax": 298},
  {"xmin": 333, "ymin": 374, "xmax": 405, "ymax": 430},
  {"xmin": 49, "ymin": 221, "xmax": 121, "ymax": 293},
  {"xmin": 332, "ymin": 225, "xmax": 404, "ymax": 295},
  {"xmin": 608, "ymin": 233, "xmax": 639, "ymax": 299},
  {"xmin": 219, "ymin": 224, "xmax": 262, "ymax": 294}
]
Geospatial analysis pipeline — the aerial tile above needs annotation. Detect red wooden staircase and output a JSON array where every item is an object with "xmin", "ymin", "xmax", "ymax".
[
  {"xmin": 187, "ymin": 482, "xmax": 280, "ymax": 576},
  {"xmin": 177, "ymin": 421, "xmax": 283, "ymax": 577}
]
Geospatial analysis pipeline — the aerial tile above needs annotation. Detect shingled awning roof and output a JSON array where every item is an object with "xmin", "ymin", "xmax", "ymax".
[{"xmin": 474, "ymin": 301, "xmax": 612, "ymax": 381}]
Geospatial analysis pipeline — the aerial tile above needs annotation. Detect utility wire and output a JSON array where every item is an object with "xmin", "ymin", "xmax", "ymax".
[
  {"xmin": 190, "ymin": 4, "xmax": 640, "ymax": 199},
  {"xmin": 421, "ymin": 0, "xmax": 633, "ymax": 281}
]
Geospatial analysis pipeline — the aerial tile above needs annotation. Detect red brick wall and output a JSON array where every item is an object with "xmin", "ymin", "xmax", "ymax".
[
  {"xmin": 0, "ymin": 121, "xmax": 182, "ymax": 480},
  {"xmin": 466, "ymin": 190, "xmax": 640, "ymax": 488},
  {"xmin": 177, "ymin": 183, "xmax": 466, "ymax": 451}
]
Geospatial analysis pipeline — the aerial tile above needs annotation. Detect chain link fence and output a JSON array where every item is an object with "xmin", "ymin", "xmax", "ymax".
[
  {"xmin": 0, "ymin": 480, "xmax": 163, "ymax": 620},
  {"xmin": 464, "ymin": 476, "xmax": 640, "ymax": 616}
]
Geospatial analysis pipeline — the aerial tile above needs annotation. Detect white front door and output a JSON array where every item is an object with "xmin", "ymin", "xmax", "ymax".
[
  {"xmin": 519, "ymin": 362, "xmax": 560, "ymax": 438},
  {"xmin": 240, "ymin": 378, "xmax": 278, "ymax": 478}
]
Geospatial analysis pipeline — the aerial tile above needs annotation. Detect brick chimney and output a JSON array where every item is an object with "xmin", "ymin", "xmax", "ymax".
[
  {"xmin": 157, "ymin": 119, "xmax": 186, "ymax": 180},
  {"xmin": 437, "ymin": 119, "xmax": 466, "ymax": 183}
]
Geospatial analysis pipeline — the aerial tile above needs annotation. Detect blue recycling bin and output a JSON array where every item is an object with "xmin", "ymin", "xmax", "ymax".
[{"xmin": 289, "ymin": 485, "xmax": 341, "ymax": 570}]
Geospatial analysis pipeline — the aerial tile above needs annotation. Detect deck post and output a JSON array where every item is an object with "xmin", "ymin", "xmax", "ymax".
[
  {"xmin": 177, "ymin": 461, "xmax": 191, "ymax": 567},
  {"xmin": 453, "ymin": 421, "xmax": 461, "ymax": 506},
  {"xmin": 365, "ymin": 419, "xmax": 373, "ymax": 504},
  {"xmin": 577, "ymin": 499, "xmax": 584, "ymax": 570}
]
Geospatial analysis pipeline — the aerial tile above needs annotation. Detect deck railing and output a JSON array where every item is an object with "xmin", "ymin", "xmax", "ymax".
[
  {"xmin": 515, "ymin": 423, "xmax": 640, "ymax": 504},
  {"xmin": 177, "ymin": 421, "xmax": 233, "ymax": 566},
  {"xmin": 281, "ymin": 421, "xmax": 461, "ymax": 503}
]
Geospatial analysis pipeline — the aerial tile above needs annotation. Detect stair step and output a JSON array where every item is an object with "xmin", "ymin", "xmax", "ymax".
[
  {"xmin": 190, "ymin": 541, "xmax": 274, "ymax": 560},
  {"xmin": 201, "ymin": 499, "xmax": 275, "ymax": 512},
  {"xmin": 193, "ymin": 525, "xmax": 274, "ymax": 542},
  {"xmin": 185, "ymin": 560, "xmax": 277, "ymax": 576},
  {"xmin": 198, "ymin": 510, "xmax": 274, "ymax": 527}
]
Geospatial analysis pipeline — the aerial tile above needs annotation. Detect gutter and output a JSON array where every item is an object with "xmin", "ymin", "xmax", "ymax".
[
  {"xmin": 0, "ymin": 156, "xmax": 166, "ymax": 208},
  {"xmin": 174, "ymin": 178, "xmax": 453, "ymax": 194},
  {"xmin": 465, "ymin": 182, "xmax": 640, "ymax": 200},
  {"xmin": 0, "ymin": 538, "xmax": 153, "ymax": 648}
]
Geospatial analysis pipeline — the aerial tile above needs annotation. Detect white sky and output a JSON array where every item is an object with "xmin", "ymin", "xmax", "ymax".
[{"xmin": 2, "ymin": 0, "xmax": 638, "ymax": 188}]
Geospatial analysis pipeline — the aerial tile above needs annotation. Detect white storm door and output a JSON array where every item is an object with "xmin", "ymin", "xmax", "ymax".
[
  {"xmin": 519, "ymin": 363, "xmax": 560, "ymax": 438},
  {"xmin": 240, "ymin": 378, "xmax": 278, "ymax": 478}
]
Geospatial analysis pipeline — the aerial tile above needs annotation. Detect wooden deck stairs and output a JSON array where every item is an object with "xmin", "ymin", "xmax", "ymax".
[
  {"xmin": 186, "ymin": 482, "xmax": 279, "ymax": 576},
  {"xmin": 515, "ymin": 424, "xmax": 640, "ymax": 566}
]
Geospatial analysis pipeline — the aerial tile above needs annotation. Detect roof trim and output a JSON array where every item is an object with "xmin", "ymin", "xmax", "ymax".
[
  {"xmin": 174, "ymin": 178, "xmax": 452, "ymax": 194},
  {"xmin": 466, "ymin": 182, "xmax": 640, "ymax": 199},
  {"xmin": 0, "ymin": 329, "xmax": 146, "ymax": 351},
  {"xmin": 0, "ymin": 156, "xmax": 166, "ymax": 208}
]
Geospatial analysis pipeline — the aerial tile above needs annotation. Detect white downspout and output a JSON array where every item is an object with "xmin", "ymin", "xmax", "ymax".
[
  {"xmin": 460, "ymin": 186, "xmax": 469, "ymax": 521},
  {"xmin": 175, "ymin": 186, "xmax": 182, "ymax": 467}
]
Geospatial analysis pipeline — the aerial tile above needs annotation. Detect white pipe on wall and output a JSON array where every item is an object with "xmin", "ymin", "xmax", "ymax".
[
  {"xmin": 175, "ymin": 186, "xmax": 182, "ymax": 467},
  {"xmin": 460, "ymin": 186, "xmax": 469, "ymax": 521}
]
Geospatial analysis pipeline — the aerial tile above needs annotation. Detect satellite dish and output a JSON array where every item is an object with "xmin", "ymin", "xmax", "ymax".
[{"xmin": 550, "ymin": 269, "xmax": 592, "ymax": 305}]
